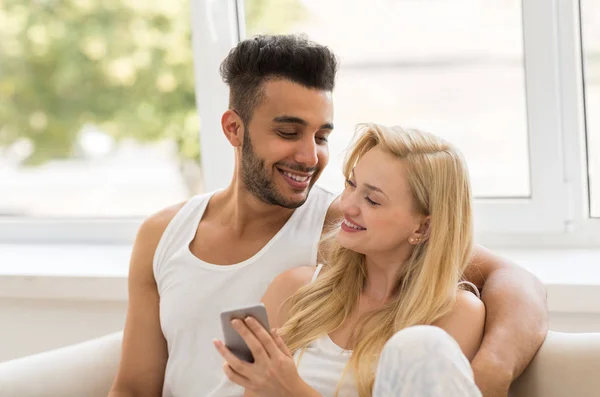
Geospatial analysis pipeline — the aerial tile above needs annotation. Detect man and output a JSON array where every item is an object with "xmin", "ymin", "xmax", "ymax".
[{"xmin": 109, "ymin": 35, "xmax": 547, "ymax": 397}]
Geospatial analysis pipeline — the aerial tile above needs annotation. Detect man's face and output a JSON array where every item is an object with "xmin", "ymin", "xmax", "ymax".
[{"xmin": 241, "ymin": 79, "xmax": 334, "ymax": 209}]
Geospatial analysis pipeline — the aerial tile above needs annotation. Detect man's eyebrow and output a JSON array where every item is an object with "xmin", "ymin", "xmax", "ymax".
[
  {"xmin": 273, "ymin": 116, "xmax": 308, "ymax": 126},
  {"xmin": 273, "ymin": 116, "xmax": 333, "ymax": 130}
]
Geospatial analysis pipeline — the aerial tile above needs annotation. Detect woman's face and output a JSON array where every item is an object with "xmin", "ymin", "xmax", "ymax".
[{"xmin": 337, "ymin": 145, "xmax": 427, "ymax": 258}]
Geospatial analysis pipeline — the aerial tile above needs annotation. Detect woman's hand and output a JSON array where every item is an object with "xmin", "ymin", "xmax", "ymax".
[{"xmin": 213, "ymin": 317, "xmax": 313, "ymax": 397}]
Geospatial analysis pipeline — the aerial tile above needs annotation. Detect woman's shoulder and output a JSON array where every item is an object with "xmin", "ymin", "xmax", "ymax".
[
  {"xmin": 435, "ymin": 289, "xmax": 485, "ymax": 330},
  {"xmin": 454, "ymin": 289, "xmax": 485, "ymax": 320},
  {"xmin": 433, "ymin": 289, "xmax": 486, "ymax": 361},
  {"xmin": 271, "ymin": 266, "xmax": 319, "ymax": 291},
  {"xmin": 261, "ymin": 266, "xmax": 320, "ymax": 327}
]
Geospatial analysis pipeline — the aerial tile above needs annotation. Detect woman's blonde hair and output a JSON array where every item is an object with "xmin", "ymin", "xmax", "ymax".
[{"xmin": 279, "ymin": 123, "xmax": 474, "ymax": 397}]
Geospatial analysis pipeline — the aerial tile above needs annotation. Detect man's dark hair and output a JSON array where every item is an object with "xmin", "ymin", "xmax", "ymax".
[{"xmin": 219, "ymin": 34, "xmax": 338, "ymax": 124}]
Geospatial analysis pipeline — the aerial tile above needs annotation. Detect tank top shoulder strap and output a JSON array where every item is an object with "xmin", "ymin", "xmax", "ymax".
[
  {"xmin": 310, "ymin": 264, "xmax": 324, "ymax": 283},
  {"xmin": 458, "ymin": 280, "xmax": 481, "ymax": 299},
  {"xmin": 153, "ymin": 191, "xmax": 216, "ymax": 278}
]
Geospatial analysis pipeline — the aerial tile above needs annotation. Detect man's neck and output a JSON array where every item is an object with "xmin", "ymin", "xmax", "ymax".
[{"xmin": 210, "ymin": 184, "xmax": 296, "ymax": 238}]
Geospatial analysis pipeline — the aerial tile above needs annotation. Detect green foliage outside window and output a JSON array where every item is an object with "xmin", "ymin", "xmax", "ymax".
[{"xmin": 0, "ymin": 0, "xmax": 304, "ymax": 171}]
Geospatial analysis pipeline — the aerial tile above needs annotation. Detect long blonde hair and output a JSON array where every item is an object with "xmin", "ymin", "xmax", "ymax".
[{"xmin": 279, "ymin": 123, "xmax": 474, "ymax": 397}]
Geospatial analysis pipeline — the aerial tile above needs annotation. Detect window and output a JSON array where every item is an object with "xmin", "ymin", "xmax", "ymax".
[
  {"xmin": 237, "ymin": 0, "xmax": 569, "ymax": 235},
  {"xmin": 4, "ymin": 0, "xmax": 600, "ymax": 245},
  {"xmin": 581, "ymin": 0, "xmax": 600, "ymax": 217},
  {"xmin": 0, "ymin": 0, "xmax": 199, "ymax": 219},
  {"xmin": 246, "ymin": 0, "xmax": 530, "ymax": 199}
]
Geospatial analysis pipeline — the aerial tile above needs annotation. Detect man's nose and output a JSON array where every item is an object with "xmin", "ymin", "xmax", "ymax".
[{"xmin": 294, "ymin": 137, "xmax": 318, "ymax": 168}]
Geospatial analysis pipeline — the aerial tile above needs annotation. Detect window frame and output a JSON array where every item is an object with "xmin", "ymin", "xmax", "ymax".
[
  {"xmin": 3, "ymin": 0, "xmax": 600, "ymax": 247},
  {"xmin": 200, "ymin": 0, "xmax": 573, "ymax": 237}
]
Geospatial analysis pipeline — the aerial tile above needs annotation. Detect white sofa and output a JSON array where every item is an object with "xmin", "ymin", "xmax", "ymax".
[{"xmin": 1, "ymin": 331, "xmax": 599, "ymax": 397}]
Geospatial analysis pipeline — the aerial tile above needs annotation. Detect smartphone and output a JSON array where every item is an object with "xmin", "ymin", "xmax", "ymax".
[{"xmin": 220, "ymin": 303, "xmax": 271, "ymax": 363}]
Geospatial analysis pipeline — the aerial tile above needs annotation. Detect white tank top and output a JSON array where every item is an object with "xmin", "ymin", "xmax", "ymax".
[
  {"xmin": 292, "ymin": 266, "xmax": 356, "ymax": 396},
  {"xmin": 154, "ymin": 185, "xmax": 336, "ymax": 397},
  {"xmin": 292, "ymin": 266, "xmax": 481, "ymax": 397}
]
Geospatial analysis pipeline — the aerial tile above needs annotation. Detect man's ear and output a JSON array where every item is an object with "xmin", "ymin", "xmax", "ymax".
[{"xmin": 221, "ymin": 109, "xmax": 244, "ymax": 147}]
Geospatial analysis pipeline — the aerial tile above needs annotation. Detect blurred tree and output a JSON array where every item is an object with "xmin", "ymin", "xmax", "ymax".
[{"xmin": 0, "ymin": 0, "xmax": 304, "ymax": 190}]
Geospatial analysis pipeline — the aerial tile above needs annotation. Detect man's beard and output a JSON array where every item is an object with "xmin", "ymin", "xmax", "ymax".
[{"xmin": 241, "ymin": 128, "xmax": 318, "ymax": 209}]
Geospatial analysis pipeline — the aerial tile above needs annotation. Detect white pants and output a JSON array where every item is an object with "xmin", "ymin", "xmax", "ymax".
[{"xmin": 373, "ymin": 326, "xmax": 483, "ymax": 397}]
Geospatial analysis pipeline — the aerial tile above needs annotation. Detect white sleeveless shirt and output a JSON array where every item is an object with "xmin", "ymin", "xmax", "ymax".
[
  {"xmin": 294, "ymin": 264, "xmax": 356, "ymax": 396},
  {"xmin": 154, "ymin": 185, "xmax": 336, "ymax": 397}
]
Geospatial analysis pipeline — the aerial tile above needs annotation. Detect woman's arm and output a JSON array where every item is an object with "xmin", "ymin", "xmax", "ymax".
[{"xmin": 433, "ymin": 290, "xmax": 486, "ymax": 361}]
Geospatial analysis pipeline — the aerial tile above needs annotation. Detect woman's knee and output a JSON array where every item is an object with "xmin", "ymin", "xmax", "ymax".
[
  {"xmin": 383, "ymin": 325, "xmax": 455, "ymax": 354},
  {"xmin": 375, "ymin": 325, "xmax": 477, "ymax": 394}
]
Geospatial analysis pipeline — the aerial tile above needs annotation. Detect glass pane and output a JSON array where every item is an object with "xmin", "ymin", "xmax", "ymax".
[
  {"xmin": 581, "ymin": 0, "xmax": 600, "ymax": 217},
  {"xmin": 0, "ymin": 0, "xmax": 200, "ymax": 217},
  {"xmin": 245, "ymin": 0, "xmax": 530, "ymax": 198}
]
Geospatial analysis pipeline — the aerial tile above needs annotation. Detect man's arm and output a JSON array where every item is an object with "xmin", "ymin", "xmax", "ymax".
[
  {"xmin": 464, "ymin": 245, "xmax": 548, "ymax": 397},
  {"xmin": 108, "ymin": 203, "xmax": 184, "ymax": 397}
]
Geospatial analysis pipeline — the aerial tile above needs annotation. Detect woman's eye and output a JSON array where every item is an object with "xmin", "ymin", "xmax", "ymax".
[
  {"xmin": 366, "ymin": 197, "xmax": 380, "ymax": 206},
  {"xmin": 345, "ymin": 179, "xmax": 356, "ymax": 188}
]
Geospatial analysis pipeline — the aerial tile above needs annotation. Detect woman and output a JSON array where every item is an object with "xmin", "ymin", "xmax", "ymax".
[{"xmin": 213, "ymin": 123, "xmax": 485, "ymax": 397}]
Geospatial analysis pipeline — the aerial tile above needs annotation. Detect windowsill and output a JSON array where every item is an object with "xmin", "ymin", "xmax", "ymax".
[
  {"xmin": 0, "ymin": 244, "xmax": 131, "ymax": 302},
  {"xmin": 0, "ymin": 244, "xmax": 599, "ymax": 313}
]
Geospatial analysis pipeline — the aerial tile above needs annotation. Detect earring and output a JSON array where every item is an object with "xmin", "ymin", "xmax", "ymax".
[{"xmin": 409, "ymin": 237, "xmax": 416, "ymax": 244}]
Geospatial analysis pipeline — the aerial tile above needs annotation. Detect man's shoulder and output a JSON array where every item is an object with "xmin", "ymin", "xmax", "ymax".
[
  {"xmin": 135, "ymin": 198, "xmax": 200, "ymax": 255},
  {"xmin": 310, "ymin": 184, "xmax": 338, "ymax": 202},
  {"xmin": 324, "ymin": 196, "xmax": 342, "ymax": 225},
  {"xmin": 140, "ymin": 201, "xmax": 188, "ymax": 237},
  {"xmin": 308, "ymin": 184, "xmax": 341, "ymax": 225},
  {"xmin": 139, "ymin": 191, "xmax": 214, "ymax": 240}
]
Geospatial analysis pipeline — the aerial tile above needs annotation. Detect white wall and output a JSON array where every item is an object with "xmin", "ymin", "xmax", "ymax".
[
  {"xmin": 0, "ymin": 298, "xmax": 126, "ymax": 362},
  {"xmin": 1, "ymin": 296, "xmax": 599, "ymax": 363}
]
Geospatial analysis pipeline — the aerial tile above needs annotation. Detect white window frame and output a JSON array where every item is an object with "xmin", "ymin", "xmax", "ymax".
[
  {"xmin": 2, "ymin": 0, "xmax": 600, "ymax": 247},
  {"xmin": 478, "ymin": 0, "xmax": 600, "ymax": 248},
  {"xmin": 197, "ymin": 0, "xmax": 575, "ymax": 238},
  {"xmin": 0, "ymin": 0, "xmax": 242, "ymax": 246}
]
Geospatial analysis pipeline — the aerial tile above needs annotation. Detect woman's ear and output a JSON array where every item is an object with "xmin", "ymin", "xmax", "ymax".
[
  {"xmin": 419, "ymin": 217, "xmax": 431, "ymax": 239},
  {"xmin": 408, "ymin": 216, "xmax": 431, "ymax": 245},
  {"xmin": 221, "ymin": 109, "xmax": 244, "ymax": 147}
]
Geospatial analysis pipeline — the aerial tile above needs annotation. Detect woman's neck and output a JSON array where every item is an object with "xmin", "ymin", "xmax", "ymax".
[{"xmin": 362, "ymin": 246, "xmax": 413, "ymax": 302}]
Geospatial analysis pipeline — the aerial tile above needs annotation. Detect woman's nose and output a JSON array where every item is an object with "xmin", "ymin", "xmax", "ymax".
[{"xmin": 340, "ymin": 188, "xmax": 361, "ymax": 217}]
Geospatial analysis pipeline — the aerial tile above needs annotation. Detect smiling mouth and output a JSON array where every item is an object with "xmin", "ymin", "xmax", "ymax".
[
  {"xmin": 342, "ymin": 217, "xmax": 366, "ymax": 230},
  {"xmin": 276, "ymin": 167, "xmax": 315, "ymax": 190},
  {"xmin": 278, "ymin": 169, "xmax": 311, "ymax": 183}
]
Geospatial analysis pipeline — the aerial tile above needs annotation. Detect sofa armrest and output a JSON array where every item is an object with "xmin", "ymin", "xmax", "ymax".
[
  {"xmin": 0, "ymin": 332, "xmax": 122, "ymax": 397},
  {"xmin": 510, "ymin": 331, "xmax": 600, "ymax": 397}
]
